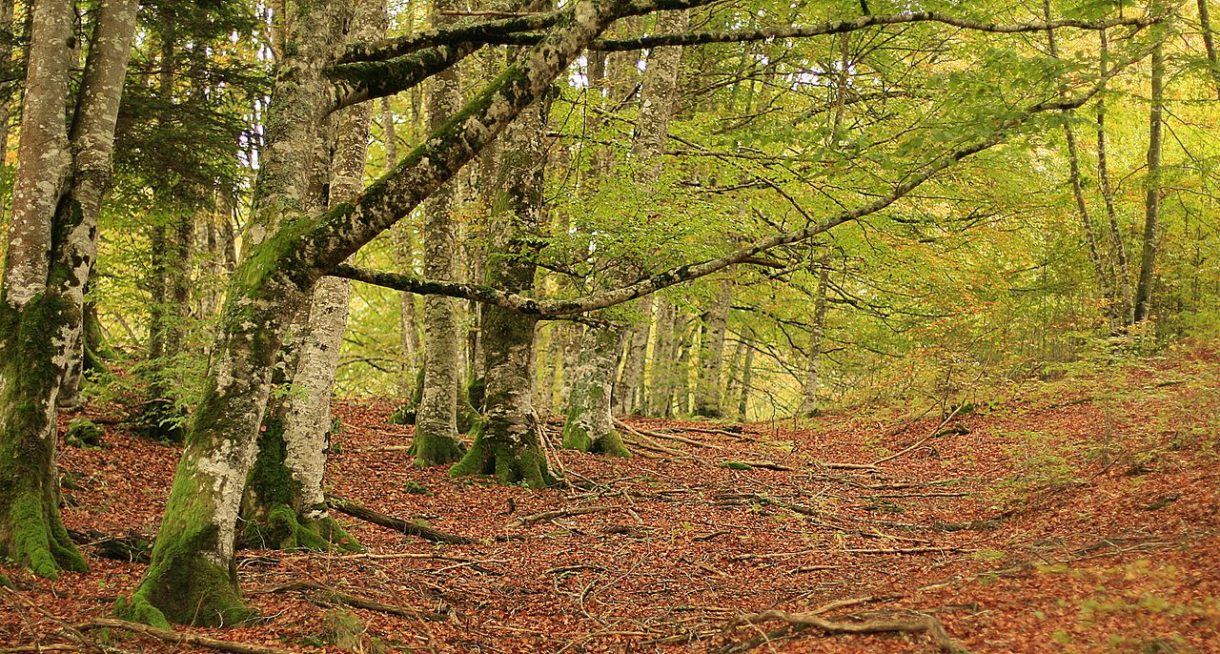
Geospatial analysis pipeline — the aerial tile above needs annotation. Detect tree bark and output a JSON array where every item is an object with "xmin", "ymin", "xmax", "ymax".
[
  {"xmin": 563, "ymin": 324, "xmax": 630, "ymax": 455},
  {"xmin": 648, "ymin": 298, "xmax": 675, "ymax": 416},
  {"xmin": 736, "ymin": 339, "xmax": 754, "ymax": 422},
  {"xmin": 242, "ymin": 0, "xmax": 382, "ymax": 554},
  {"xmin": 412, "ymin": 0, "xmax": 466, "ymax": 466},
  {"xmin": 693, "ymin": 279, "xmax": 731, "ymax": 417},
  {"xmin": 0, "ymin": 0, "xmax": 137, "ymax": 580},
  {"xmin": 568, "ymin": 9, "xmax": 685, "ymax": 439},
  {"xmin": 1132, "ymin": 41, "xmax": 1164, "ymax": 324},
  {"xmin": 1198, "ymin": 0, "xmax": 1220, "ymax": 97}
]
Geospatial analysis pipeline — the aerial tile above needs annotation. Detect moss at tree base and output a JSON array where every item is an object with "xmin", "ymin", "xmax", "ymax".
[
  {"xmin": 118, "ymin": 531, "xmax": 254, "ymax": 629},
  {"xmin": 449, "ymin": 423, "xmax": 553, "ymax": 488},
  {"xmin": 409, "ymin": 433, "xmax": 466, "ymax": 468},
  {"xmin": 4, "ymin": 491, "xmax": 88, "ymax": 580},
  {"xmin": 561, "ymin": 422, "xmax": 631, "ymax": 457},
  {"xmin": 241, "ymin": 504, "xmax": 362, "ymax": 553}
]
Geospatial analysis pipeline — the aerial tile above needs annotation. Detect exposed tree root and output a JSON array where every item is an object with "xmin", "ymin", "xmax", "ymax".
[
  {"xmin": 325, "ymin": 494, "xmax": 472, "ymax": 545},
  {"xmin": 722, "ymin": 609, "xmax": 967, "ymax": 654},
  {"xmin": 262, "ymin": 581, "xmax": 447, "ymax": 622},
  {"xmin": 78, "ymin": 618, "xmax": 297, "ymax": 654},
  {"xmin": 506, "ymin": 506, "xmax": 618, "ymax": 528},
  {"xmin": 67, "ymin": 529, "xmax": 151, "ymax": 563}
]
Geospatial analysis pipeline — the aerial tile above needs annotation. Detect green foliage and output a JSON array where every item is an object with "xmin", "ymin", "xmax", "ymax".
[
  {"xmin": 991, "ymin": 429, "xmax": 1084, "ymax": 507},
  {"xmin": 402, "ymin": 479, "xmax": 431, "ymax": 495},
  {"xmin": 65, "ymin": 418, "xmax": 105, "ymax": 448}
]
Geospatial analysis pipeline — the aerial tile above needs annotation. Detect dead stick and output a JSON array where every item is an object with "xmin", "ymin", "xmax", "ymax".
[
  {"xmin": 872, "ymin": 405, "xmax": 963, "ymax": 466},
  {"xmin": 737, "ymin": 610, "xmax": 966, "ymax": 653},
  {"xmin": 507, "ymin": 506, "xmax": 617, "ymax": 528}
]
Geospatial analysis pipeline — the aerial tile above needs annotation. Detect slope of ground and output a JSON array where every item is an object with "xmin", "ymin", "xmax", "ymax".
[{"xmin": 2, "ymin": 347, "xmax": 1218, "ymax": 653}]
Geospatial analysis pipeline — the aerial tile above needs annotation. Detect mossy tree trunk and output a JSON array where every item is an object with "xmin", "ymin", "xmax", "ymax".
[
  {"xmin": 693, "ymin": 279, "xmax": 731, "ymax": 418},
  {"xmin": 125, "ymin": 0, "xmax": 631, "ymax": 624},
  {"xmin": 242, "ymin": 0, "xmax": 384, "ymax": 554},
  {"xmin": 451, "ymin": 41, "xmax": 552, "ymax": 487},
  {"xmin": 562, "ymin": 325, "xmax": 630, "ymax": 456},
  {"xmin": 412, "ymin": 0, "xmax": 466, "ymax": 466},
  {"xmin": 0, "ymin": 0, "xmax": 137, "ymax": 580}
]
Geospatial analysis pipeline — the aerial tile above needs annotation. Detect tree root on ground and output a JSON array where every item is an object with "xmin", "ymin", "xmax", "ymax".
[
  {"xmin": 77, "ymin": 619, "xmax": 296, "ymax": 654},
  {"xmin": 721, "ymin": 608, "xmax": 967, "ymax": 654},
  {"xmin": 260, "ymin": 581, "xmax": 448, "ymax": 622},
  {"xmin": 324, "ymin": 494, "xmax": 472, "ymax": 545}
]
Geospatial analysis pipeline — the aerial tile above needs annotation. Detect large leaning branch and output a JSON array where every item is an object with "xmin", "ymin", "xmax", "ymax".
[
  {"xmin": 329, "ymin": 48, "xmax": 1149, "ymax": 316},
  {"xmin": 338, "ymin": 8, "xmax": 1163, "ymax": 65}
]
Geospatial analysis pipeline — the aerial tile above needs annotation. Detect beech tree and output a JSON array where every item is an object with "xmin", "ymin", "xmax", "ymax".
[{"xmin": 0, "ymin": 0, "xmax": 139, "ymax": 579}]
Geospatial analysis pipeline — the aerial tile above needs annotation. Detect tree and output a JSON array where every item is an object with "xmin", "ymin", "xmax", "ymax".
[
  {"xmin": 118, "ymin": 0, "xmax": 679, "ymax": 625},
  {"xmin": 0, "ymin": 0, "xmax": 139, "ymax": 578},
  {"xmin": 451, "ymin": 44, "xmax": 553, "ymax": 484},
  {"xmin": 1133, "ymin": 39, "xmax": 1165, "ymax": 324},
  {"xmin": 240, "ymin": 0, "xmax": 384, "ymax": 553},
  {"xmin": 412, "ymin": 0, "xmax": 467, "ymax": 466}
]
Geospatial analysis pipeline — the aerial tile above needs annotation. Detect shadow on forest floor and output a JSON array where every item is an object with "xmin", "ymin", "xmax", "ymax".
[{"xmin": 3, "ymin": 346, "xmax": 1219, "ymax": 653}]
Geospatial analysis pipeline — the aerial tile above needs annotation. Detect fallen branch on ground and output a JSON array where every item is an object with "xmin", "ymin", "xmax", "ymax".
[
  {"xmin": 614, "ymin": 419, "xmax": 722, "ymax": 449},
  {"xmin": 719, "ymin": 459, "xmax": 794, "ymax": 471},
  {"xmin": 872, "ymin": 406, "xmax": 964, "ymax": 466},
  {"xmin": 326, "ymin": 494, "xmax": 473, "ymax": 544},
  {"xmin": 67, "ymin": 529, "xmax": 152, "ymax": 563},
  {"xmin": 77, "ymin": 619, "xmax": 298, "ymax": 654}
]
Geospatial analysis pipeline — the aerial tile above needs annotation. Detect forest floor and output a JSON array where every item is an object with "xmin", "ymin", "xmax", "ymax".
[{"xmin": 2, "ymin": 346, "xmax": 1219, "ymax": 654}]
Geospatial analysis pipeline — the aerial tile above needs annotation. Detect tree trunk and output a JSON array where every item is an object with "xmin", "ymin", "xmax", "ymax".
[
  {"xmin": 1132, "ymin": 41, "xmax": 1164, "ymax": 324},
  {"xmin": 1198, "ymin": 0, "xmax": 1220, "ymax": 97},
  {"xmin": 563, "ymin": 324, "xmax": 630, "ymax": 455},
  {"xmin": 613, "ymin": 294, "xmax": 651, "ymax": 415},
  {"xmin": 799, "ymin": 264, "xmax": 830, "ymax": 417},
  {"xmin": 736, "ymin": 339, "xmax": 754, "ymax": 422},
  {"xmin": 570, "ymin": 9, "xmax": 685, "ymax": 435},
  {"xmin": 241, "ymin": 0, "xmax": 381, "ymax": 553},
  {"xmin": 648, "ymin": 298, "xmax": 675, "ymax": 416},
  {"xmin": 450, "ymin": 58, "xmax": 552, "ymax": 485},
  {"xmin": 385, "ymin": 98, "xmax": 422, "ymax": 398},
  {"xmin": 0, "ymin": 0, "xmax": 137, "ymax": 580},
  {"xmin": 412, "ymin": 0, "xmax": 466, "ymax": 466},
  {"xmin": 1043, "ymin": 0, "xmax": 1111, "ymax": 317},
  {"xmin": 1096, "ymin": 29, "xmax": 1132, "ymax": 325},
  {"xmin": 673, "ymin": 310, "xmax": 693, "ymax": 415},
  {"xmin": 693, "ymin": 280, "xmax": 730, "ymax": 417}
]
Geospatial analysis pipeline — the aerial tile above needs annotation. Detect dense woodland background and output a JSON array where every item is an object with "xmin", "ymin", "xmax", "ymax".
[{"xmin": 0, "ymin": 0, "xmax": 1218, "ymax": 650}]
